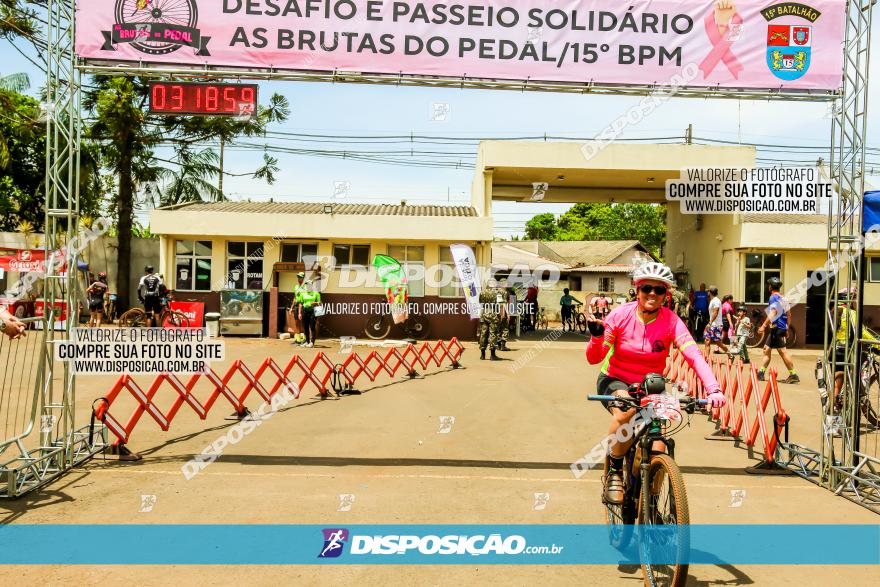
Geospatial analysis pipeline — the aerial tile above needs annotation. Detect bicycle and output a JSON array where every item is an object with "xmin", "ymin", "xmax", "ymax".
[
  {"xmin": 536, "ymin": 307, "xmax": 549, "ymax": 330},
  {"xmin": 745, "ymin": 308, "xmax": 798, "ymax": 348},
  {"xmin": 104, "ymin": 293, "xmax": 118, "ymax": 322},
  {"xmin": 817, "ymin": 346, "xmax": 880, "ymax": 429},
  {"xmin": 562, "ymin": 303, "xmax": 587, "ymax": 334},
  {"xmin": 589, "ymin": 376, "xmax": 707, "ymax": 587},
  {"xmin": 118, "ymin": 297, "xmax": 190, "ymax": 328},
  {"xmin": 363, "ymin": 313, "xmax": 430, "ymax": 340}
]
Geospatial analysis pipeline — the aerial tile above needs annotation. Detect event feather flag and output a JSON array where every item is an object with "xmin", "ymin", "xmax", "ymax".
[{"xmin": 373, "ymin": 254, "xmax": 408, "ymax": 324}]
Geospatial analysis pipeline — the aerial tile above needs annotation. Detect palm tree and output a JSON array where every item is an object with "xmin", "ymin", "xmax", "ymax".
[
  {"xmin": 0, "ymin": 71, "xmax": 30, "ymax": 169},
  {"xmin": 158, "ymin": 146, "xmax": 222, "ymax": 206}
]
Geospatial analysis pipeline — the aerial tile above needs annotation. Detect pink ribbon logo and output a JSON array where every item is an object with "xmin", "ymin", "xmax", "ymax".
[{"xmin": 700, "ymin": 11, "xmax": 744, "ymax": 79}]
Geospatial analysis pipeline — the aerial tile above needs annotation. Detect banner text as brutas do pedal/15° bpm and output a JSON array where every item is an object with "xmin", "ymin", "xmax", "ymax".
[{"xmin": 75, "ymin": 1, "xmax": 845, "ymax": 92}]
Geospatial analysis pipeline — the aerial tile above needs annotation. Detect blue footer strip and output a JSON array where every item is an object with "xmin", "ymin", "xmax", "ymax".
[{"xmin": 0, "ymin": 525, "xmax": 878, "ymax": 564}]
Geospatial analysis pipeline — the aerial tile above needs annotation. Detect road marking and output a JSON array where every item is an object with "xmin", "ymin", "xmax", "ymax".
[{"xmin": 80, "ymin": 467, "xmax": 816, "ymax": 488}]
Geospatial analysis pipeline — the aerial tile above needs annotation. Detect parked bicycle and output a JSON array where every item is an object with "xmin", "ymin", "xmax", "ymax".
[
  {"xmin": 363, "ymin": 313, "xmax": 430, "ymax": 340},
  {"xmin": 589, "ymin": 375, "xmax": 707, "ymax": 587},
  {"xmin": 536, "ymin": 307, "xmax": 549, "ymax": 330},
  {"xmin": 572, "ymin": 302, "xmax": 588, "ymax": 334},
  {"xmin": 118, "ymin": 294, "xmax": 189, "ymax": 328}
]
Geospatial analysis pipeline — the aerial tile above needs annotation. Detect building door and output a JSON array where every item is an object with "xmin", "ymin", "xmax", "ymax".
[{"xmin": 806, "ymin": 271, "xmax": 829, "ymax": 345}]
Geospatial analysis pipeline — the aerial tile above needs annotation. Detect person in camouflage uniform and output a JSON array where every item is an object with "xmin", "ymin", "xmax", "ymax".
[
  {"xmin": 495, "ymin": 281, "xmax": 513, "ymax": 351},
  {"xmin": 478, "ymin": 279, "xmax": 506, "ymax": 360}
]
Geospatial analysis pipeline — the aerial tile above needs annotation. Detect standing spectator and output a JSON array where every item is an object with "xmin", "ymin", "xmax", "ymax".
[
  {"xmin": 721, "ymin": 294, "xmax": 735, "ymax": 343},
  {"xmin": 525, "ymin": 282, "xmax": 538, "ymax": 332},
  {"xmin": 704, "ymin": 286, "xmax": 728, "ymax": 353},
  {"xmin": 290, "ymin": 271, "xmax": 307, "ymax": 345},
  {"xmin": 730, "ymin": 305, "xmax": 751, "ymax": 364},
  {"xmin": 0, "ymin": 306, "xmax": 26, "ymax": 339},
  {"xmin": 692, "ymin": 283, "xmax": 710, "ymax": 334},
  {"xmin": 478, "ymin": 279, "xmax": 505, "ymax": 360},
  {"xmin": 559, "ymin": 288, "xmax": 583, "ymax": 332},
  {"xmin": 137, "ymin": 265, "xmax": 163, "ymax": 328},
  {"xmin": 672, "ymin": 286, "xmax": 689, "ymax": 323},
  {"xmin": 86, "ymin": 271, "xmax": 109, "ymax": 327},
  {"xmin": 757, "ymin": 277, "xmax": 799, "ymax": 383},
  {"xmin": 296, "ymin": 278, "xmax": 321, "ymax": 348}
]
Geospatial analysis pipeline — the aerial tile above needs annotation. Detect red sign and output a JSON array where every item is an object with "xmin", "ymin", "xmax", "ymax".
[
  {"xmin": 169, "ymin": 301, "xmax": 205, "ymax": 328},
  {"xmin": 148, "ymin": 82, "xmax": 258, "ymax": 116},
  {"xmin": 0, "ymin": 249, "xmax": 66, "ymax": 273},
  {"xmin": 34, "ymin": 300, "xmax": 68, "ymax": 321}
]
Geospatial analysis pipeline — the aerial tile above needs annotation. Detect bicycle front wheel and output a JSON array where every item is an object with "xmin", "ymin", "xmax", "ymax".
[
  {"xmin": 862, "ymin": 370, "xmax": 880, "ymax": 428},
  {"xmin": 118, "ymin": 308, "xmax": 146, "ymax": 328},
  {"xmin": 639, "ymin": 454, "xmax": 690, "ymax": 587}
]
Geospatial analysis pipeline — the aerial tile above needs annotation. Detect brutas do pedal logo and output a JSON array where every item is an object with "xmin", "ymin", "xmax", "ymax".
[
  {"xmin": 101, "ymin": 0, "xmax": 210, "ymax": 56},
  {"xmin": 762, "ymin": 2, "xmax": 822, "ymax": 81}
]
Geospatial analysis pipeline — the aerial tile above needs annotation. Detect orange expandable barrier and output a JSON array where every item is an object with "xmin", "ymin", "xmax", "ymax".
[
  {"xmin": 664, "ymin": 347, "xmax": 789, "ymax": 465},
  {"xmin": 93, "ymin": 338, "xmax": 465, "ymax": 447}
]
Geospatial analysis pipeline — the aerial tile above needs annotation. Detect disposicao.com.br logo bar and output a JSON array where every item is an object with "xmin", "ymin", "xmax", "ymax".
[{"xmin": 318, "ymin": 527, "xmax": 563, "ymax": 560}]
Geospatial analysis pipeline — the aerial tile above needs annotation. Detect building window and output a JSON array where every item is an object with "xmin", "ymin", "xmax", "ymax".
[
  {"xmin": 438, "ymin": 246, "xmax": 463, "ymax": 298},
  {"xmin": 598, "ymin": 277, "xmax": 614, "ymax": 293},
  {"xmin": 175, "ymin": 240, "xmax": 212, "ymax": 291},
  {"xmin": 868, "ymin": 258, "xmax": 880, "ymax": 283},
  {"xmin": 332, "ymin": 244, "xmax": 370, "ymax": 267},
  {"xmin": 281, "ymin": 242, "xmax": 318, "ymax": 263},
  {"xmin": 744, "ymin": 253, "xmax": 782, "ymax": 303},
  {"xmin": 387, "ymin": 245, "xmax": 425, "ymax": 298},
  {"xmin": 226, "ymin": 241, "xmax": 264, "ymax": 290}
]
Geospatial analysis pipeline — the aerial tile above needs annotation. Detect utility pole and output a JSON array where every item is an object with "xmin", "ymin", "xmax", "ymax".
[{"xmin": 685, "ymin": 124, "xmax": 693, "ymax": 145}]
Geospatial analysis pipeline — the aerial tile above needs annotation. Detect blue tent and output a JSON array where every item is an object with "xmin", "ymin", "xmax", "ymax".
[{"xmin": 863, "ymin": 190, "xmax": 880, "ymax": 233}]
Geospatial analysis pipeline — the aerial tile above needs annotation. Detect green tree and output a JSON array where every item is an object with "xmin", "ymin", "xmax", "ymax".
[
  {"xmin": 176, "ymin": 92, "xmax": 290, "ymax": 197},
  {"xmin": 85, "ymin": 76, "xmax": 162, "ymax": 311},
  {"xmin": 524, "ymin": 212, "xmax": 559, "ymax": 240},
  {"xmin": 158, "ymin": 146, "xmax": 222, "ymax": 206},
  {"xmin": 524, "ymin": 203, "xmax": 666, "ymax": 257}
]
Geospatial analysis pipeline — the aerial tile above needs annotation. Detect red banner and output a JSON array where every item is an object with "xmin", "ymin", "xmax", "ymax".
[
  {"xmin": 34, "ymin": 300, "xmax": 68, "ymax": 321},
  {"xmin": 169, "ymin": 301, "xmax": 205, "ymax": 328},
  {"xmin": 0, "ymin": 249, "xmax": 66, "ymax": 273}
]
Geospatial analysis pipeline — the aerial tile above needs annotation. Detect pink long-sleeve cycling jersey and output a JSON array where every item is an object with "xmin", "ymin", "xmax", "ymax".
[{"xmin": 586, "ymin": 301, "xmax": 720, "ymax": 392}]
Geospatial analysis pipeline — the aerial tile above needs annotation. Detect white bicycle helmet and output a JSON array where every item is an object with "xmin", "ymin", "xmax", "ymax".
[{"xmin": 632, "ymin": 261, "xmax": 675, "ymax": 286}]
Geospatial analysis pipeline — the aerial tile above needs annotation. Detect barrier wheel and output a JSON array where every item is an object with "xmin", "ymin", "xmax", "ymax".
[
  {"xmin": 119, "ymin": 308, "xmax": 146, "ymax": 328},
  {"xmin": 364, "ymin": 314, "xmax": 391, "ymax": 340}
]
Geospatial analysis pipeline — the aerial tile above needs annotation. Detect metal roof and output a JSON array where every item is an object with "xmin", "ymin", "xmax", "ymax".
[{"xmin": 160, "ymin": 201, "xmax": 478, "ymax": 217}]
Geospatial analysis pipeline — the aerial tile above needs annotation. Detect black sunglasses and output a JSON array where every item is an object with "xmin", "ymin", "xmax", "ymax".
[{"xmin": 638, "ymin": 284, "xmax": 668, "ymax": 296}]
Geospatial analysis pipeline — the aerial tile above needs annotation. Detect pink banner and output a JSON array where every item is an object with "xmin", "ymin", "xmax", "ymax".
[
  {"xmin": 75, "ymin": 1, "xmax": 845, "ymax": 91},
  {"xmin": 169, "ymin": 300, "xmax": 205, "ymax": 327}
]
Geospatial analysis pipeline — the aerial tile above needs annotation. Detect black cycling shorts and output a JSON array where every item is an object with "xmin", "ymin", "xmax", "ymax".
[
  {"xmin": 596, "ymin": 373, "xmax": 631, "ymax": 413},
  {"xmin": 143, "ymin": 296, "xmax": 162, "ymax": 314},
  {"xmin": 561, "ymin": 306, "xmax": 573, "ymax": 320},
  {"xmin": 88, "ymin": 300, "xmax": 103, "ymax": 312},
  {"xmin": 826, "ymin": 347, "xmax": 847, "ymax": 372},
  {"xmin": 767, "ymin": 329, "xmax": 788, "ymax": 349}
]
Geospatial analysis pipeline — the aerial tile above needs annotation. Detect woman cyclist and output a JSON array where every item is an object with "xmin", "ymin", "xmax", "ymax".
[{"xmin": 585, "ymin": 262, "xmax": 726, "ymax": 504}]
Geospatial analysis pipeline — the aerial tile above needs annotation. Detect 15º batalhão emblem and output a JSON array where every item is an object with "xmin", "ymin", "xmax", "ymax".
[
  {"xmin": 101, "ymin": 0, "xmax": 210, "ymax": 56},
  {"xmin": 761, "ymin": 2, "xmax": 822, "ymax": 81}
]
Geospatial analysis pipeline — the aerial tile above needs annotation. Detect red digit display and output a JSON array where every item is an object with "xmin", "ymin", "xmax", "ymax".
[{"xmin": 147, "ymin": 82, "xmax": 259, "ymax": 116}]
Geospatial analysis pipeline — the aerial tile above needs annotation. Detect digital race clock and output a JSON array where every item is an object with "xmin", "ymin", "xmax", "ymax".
[{"xmin": 148, "ymin": 82, "xmax": 259, "ymax": 116}]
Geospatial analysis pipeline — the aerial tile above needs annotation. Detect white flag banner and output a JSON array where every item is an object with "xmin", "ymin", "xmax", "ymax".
[{"xmin": 450, "ymin": 244, "xmax": 481, "ymax": 320}]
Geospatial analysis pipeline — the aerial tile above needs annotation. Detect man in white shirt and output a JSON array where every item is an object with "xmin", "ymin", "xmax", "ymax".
[{"xmin": 704, "ymin": 286, "xmax": 728, "ymax": 353}]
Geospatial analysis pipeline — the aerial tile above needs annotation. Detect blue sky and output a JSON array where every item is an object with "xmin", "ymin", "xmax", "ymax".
[{"xmin": 4, "ymin": 11, "xmax": 880, "ymax": 238}]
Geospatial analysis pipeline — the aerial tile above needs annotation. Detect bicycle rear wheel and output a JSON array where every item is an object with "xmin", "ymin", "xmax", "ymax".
[
  {"xmin": 575, "ymin": 312, "xmax": 588, "ymax": 334},
  {"xmin": 118, "ymin": 308, "xmax": 146, "ymax": 328},
  {"xmin": 639, "ymin": 454, "xmax": 690, "ymax": 587},
  {"xmin": 404, "ymin": 315, "xmax": 430, "ymax": 340}
]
